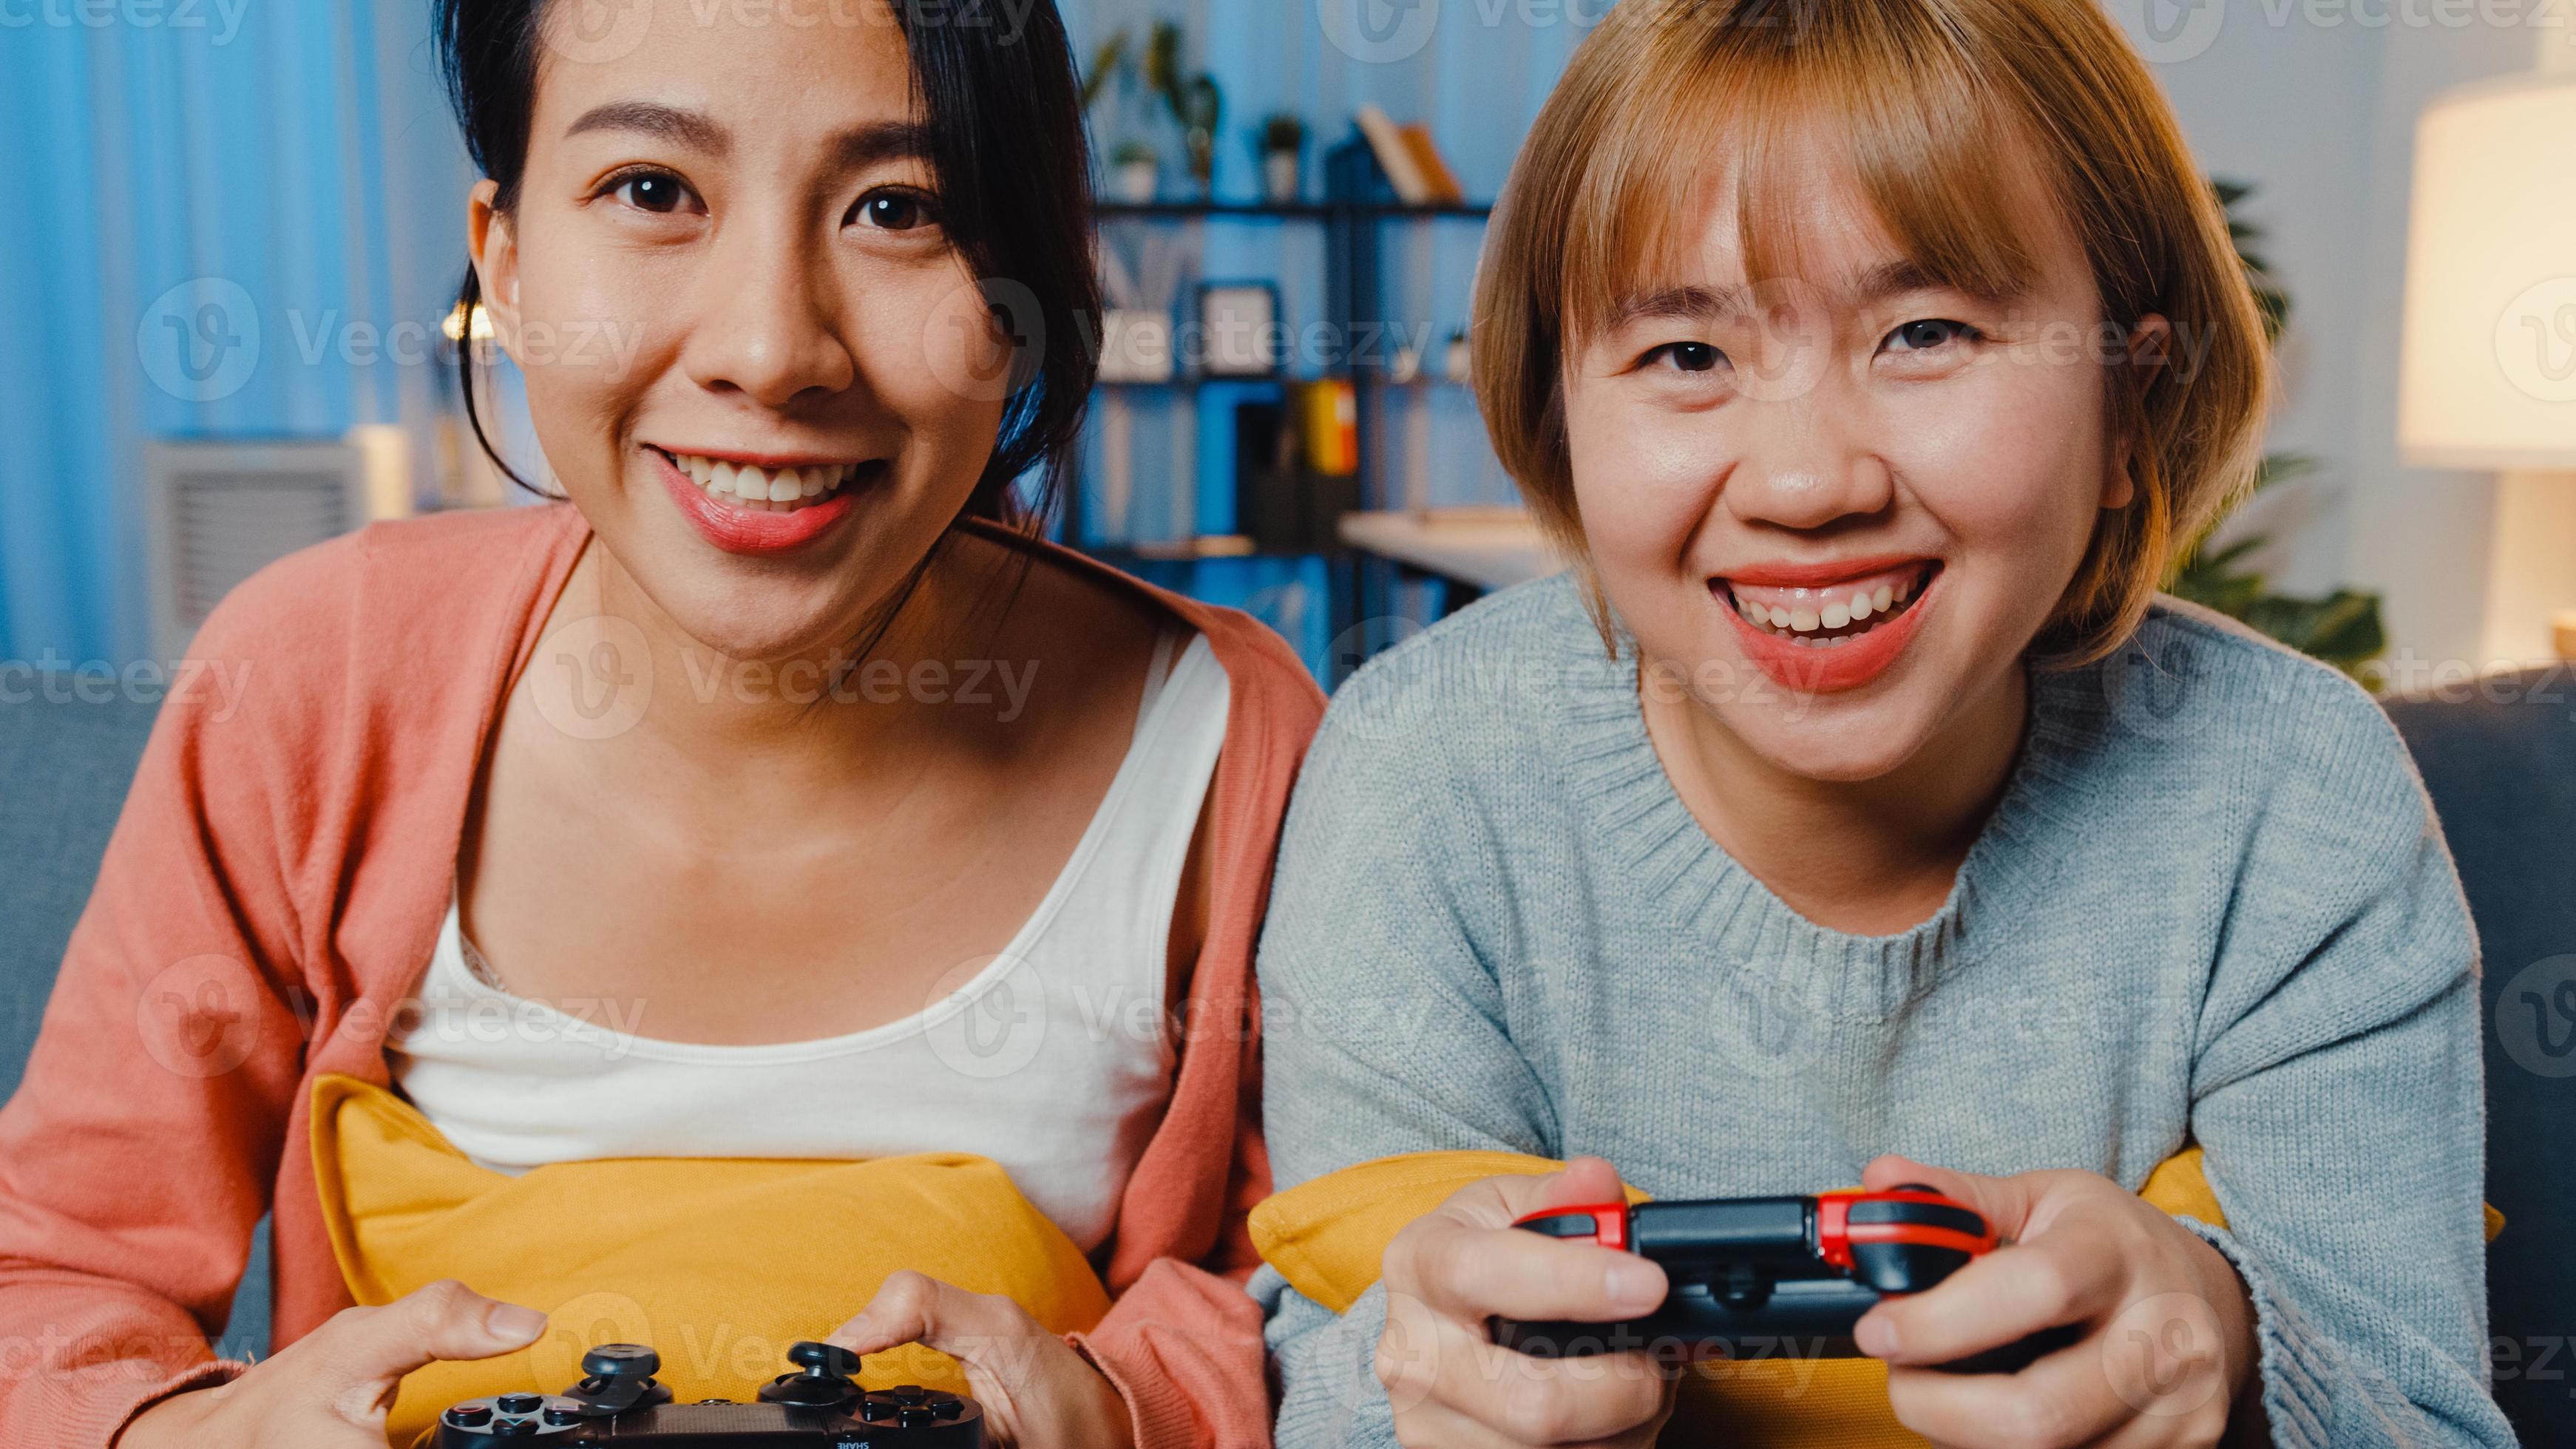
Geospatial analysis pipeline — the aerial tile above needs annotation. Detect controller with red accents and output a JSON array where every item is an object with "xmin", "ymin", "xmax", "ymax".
[{"xmin": 1489, "ymin": 1185, "xmax": 2079, "ymax": 1373}]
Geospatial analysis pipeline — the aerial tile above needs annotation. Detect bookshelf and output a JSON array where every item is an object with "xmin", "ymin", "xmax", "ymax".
[{"xmin": 1065, "ymin": 135, "xmax": 1493, "ymax": 683}]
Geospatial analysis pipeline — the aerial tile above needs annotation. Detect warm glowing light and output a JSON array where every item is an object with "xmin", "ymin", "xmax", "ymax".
[{"xmin": 441, "ymin": 302, "xmax": 496, "ymax": 344}]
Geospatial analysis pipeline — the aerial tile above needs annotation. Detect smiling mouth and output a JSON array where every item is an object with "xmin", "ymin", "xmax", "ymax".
[
  {"xmin": 648, "ymin": 446, "xmax": 884, "ymax": 513},
  {"xmin": 1715, "ymin": 560, "xmax": 1941, "ymax": 648}
]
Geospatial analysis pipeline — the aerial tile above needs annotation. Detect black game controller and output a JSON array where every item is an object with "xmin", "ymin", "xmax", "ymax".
[
  {"xmin": 1490, "ymin": 1186, "xmax": 2080, "ymax": 1374},
  {"xmin": 428, "ymin": 1340, "xmax": 983, "ymax": 1446}
]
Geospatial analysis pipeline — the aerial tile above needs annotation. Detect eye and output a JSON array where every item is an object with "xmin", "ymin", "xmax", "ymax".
[
  {"xmin": 602, "ymin": 169, "xmax": 699, "ymax": 216},
  {"xmin": 1883, "ymin": 318, "xmax": 1978, "ymax": 353},
  {"xmin": 852, "ymin": 188, "xmax": 938, "ymax": 232},
  {"xmin": 1643, "ymin": 341, "xmax": 1725, "ymax": 373}
]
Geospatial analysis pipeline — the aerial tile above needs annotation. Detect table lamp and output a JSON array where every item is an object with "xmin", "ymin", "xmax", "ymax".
[{"xmin": 2396, "ymin": 35, "xmax": 2576, "ymax": 665}]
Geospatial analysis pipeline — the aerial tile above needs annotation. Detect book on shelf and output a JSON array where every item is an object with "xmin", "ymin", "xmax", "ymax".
[
  {"xmin": 1354, "ymin": 104, "xmax": 1431, "ymax": 205},
  {"xmin": 1300, "ymin": 379, "xmax": 1360, "ymax": 478},
  {"xmin": 1352, "ymin": 106, "xmax": 1467, "ymax": 206},
  {"xmin": 1398, "ymin": 123, "xmax": 1465, "ymax": 205}
]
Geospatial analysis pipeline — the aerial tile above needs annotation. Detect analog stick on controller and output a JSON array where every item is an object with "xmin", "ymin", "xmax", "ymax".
[{"xmin": 759, "ymin": 1340, "xmax": 864, "ymax": 1408}]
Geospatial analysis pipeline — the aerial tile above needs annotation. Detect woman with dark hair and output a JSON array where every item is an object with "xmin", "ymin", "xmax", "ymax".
[{"xmin": 0, "ymin": 3, "xmax": 1318, "ymax": 1447}]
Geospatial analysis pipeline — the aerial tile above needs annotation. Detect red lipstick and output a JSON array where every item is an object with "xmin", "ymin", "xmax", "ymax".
[
  {"xmin": 650, "ymin": 447, "xmax": 858, "ymax": 557},
  {"xmin": 1718, "ymin": 560, "xmax": 1943, "ymax": 693}
]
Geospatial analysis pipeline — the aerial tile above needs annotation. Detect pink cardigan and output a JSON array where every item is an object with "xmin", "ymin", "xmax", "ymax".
[{"xmin": 0, "ymin": 503, "xmax": 1322, "ymax": 1448}]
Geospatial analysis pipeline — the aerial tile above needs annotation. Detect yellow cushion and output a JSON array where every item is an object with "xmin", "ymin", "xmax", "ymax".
[
  {"xmin": 309, "ymin": 1074, "xmax": 1112, "ymax": 1448},
  {"xmin": 1247, "ymin": 1147, "xmax": 2268, "ymax": 1448}
]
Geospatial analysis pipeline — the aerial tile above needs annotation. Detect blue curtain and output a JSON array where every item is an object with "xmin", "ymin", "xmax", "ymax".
[{"xmin": 0, "ymin": 0, "xmax": 464, "ymax": 668}]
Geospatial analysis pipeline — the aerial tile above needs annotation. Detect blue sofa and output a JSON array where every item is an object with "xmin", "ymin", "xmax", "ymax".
[
  {"xmin": 3, "ymin": 671, "xmax": 2569, "ymax": 1436},
  {"xmin": 0, "ymin": 690, "xmax": 270, "ymax": 1362}
]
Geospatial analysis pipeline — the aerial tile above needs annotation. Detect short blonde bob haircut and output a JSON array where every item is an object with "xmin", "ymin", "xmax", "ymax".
[{"xmin": 1473, "ymin": 0, "xmax": 2271, "ymax": 666}]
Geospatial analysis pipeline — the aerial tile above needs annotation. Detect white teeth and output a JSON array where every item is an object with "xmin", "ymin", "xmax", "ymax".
[
  {"xmin": 665, "ymin": 452, "xmax": 859, "ymax": 508},
  {"xmin": 1729, "ymin": 568, "xmax": 1931, "ymax": 643}
]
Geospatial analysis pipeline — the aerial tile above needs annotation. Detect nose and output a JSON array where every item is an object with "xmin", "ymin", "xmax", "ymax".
[
  {"xmin": 680, "ymin": 217, "xmax": 858, "ymax": 408},
  {"xmin": 1720, "ymin": 376, "xmax": 1897, "ymax": 532}
]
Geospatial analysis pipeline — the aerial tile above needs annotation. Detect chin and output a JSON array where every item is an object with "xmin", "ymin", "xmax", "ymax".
[
  {"xmin": 702, "ymin": 595, "xmax": 875, "ymax": 665},
  {"xmin": 615, "ymin": 556, "xmax": 867, "ymax": 666},
  {"xmin": 1732, "ymin": 705, "xmax": 1931, "ymax": 784}
]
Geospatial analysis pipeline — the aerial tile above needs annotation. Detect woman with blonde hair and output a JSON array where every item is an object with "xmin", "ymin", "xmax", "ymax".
[{"xmin": 1255, "ymin": 1, "xmax": 2509, "ymax": 1445}]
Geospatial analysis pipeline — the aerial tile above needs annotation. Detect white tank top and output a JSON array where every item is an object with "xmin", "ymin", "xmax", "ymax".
[{"xmin": 387, "ymin": 633, "xmax": 1230, "ymax": 1252}]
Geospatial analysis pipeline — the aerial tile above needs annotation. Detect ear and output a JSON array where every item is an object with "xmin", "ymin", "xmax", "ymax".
[
  {"xmin": 2100, "ymin": 312, "xmax": 2172, "ymax": 511},
  {"xmin": 466, "ymin": 178, "xmax": 522, "ymax": 362}
]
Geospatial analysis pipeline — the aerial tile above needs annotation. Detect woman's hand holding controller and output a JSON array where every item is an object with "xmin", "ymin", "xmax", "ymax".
[
  {"xmin": 114, "ymin": 1280, "xmax": 545, "ymax": 1449},
  {"xmin": 828, "ymin": 1271, "xmax": 1133, "ymax": 1449},
  {"xmin": 1376, "ymin": 1157, "xmax": 1678, "ymax": 1448},
  {"xmin": 1854, "ymin": 1155, "xmax": 2264, "ymax": 1448}
]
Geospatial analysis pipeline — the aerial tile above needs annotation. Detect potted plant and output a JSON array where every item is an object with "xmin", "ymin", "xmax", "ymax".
[
  {"xmin": 2164, "ymin": 180, "xmax": 2387, "ymax": 678},
  {"xmin": 1258, "ymin": 112, "xmax": 1306, "ymax": 204},
  {"xmin": 1110, "ymin": 140, "xmax": 1159, "ymax": 204},
  {"xmin": 1145, "ymin": 21, "xmax": 1223, "ymax": 197}
]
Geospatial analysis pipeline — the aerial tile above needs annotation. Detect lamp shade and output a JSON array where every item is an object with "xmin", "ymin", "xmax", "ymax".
[{"xmin": 2396, "ymin": 72, "xmax": 2576, "ymax": 471}]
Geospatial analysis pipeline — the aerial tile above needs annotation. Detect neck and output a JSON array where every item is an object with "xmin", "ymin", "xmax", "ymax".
[
  {"xmin": 1641, "ymin": 657, "xmax": 2029, "ymax": 935},
  {"xmin": 577, "ymin": 530, "xmax": 1020, "ymax": 793}
]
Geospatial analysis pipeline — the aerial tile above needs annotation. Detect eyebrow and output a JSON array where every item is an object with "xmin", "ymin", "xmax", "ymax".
[
  {"xmin": 566, "ymin": 101, "xmax": 731, "ymax": 155},
  {"xmin": 1606, "ymin": 259, "xmax": 1982, "ymax": 331},
  {"xmin": 563, "ymin": 104, "xmax": 933, "ymax": 174},
  {"xmin": 828, "ymin": 120, "xmax": 935, "ymax": 172}
]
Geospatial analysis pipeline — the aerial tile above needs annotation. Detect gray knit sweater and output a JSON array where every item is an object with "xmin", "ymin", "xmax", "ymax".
[{"xmin": 1255, "ymin": 574, "xmax": 2508, "ymax": 1448}]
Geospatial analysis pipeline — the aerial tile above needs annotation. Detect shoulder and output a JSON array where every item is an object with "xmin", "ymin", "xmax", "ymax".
[
  {"xmin": 1280, "ymin": 574, "xmax": 1609, "ymax": 841},
  {"xmin": 1323, "ymin": 571, "xmax": 1607, "ymax": 747},
  {"xmin": 199, "ymin": 503, "xmax": 578, "ymax": 655},
  {"xmin": 993, "ymin": 527, "xmax": 1330, "ymax": 746},
  {"xmin": 2086, "ymin": 595, "xmax": 2424, "ymax": 810},
  {"xmin": 180, "ymin": 503, "xmax": 581, "ymax": 755},
  {"xmin": 2049, "ymin": 597, "xmax": 2447, "ymax": 921}
]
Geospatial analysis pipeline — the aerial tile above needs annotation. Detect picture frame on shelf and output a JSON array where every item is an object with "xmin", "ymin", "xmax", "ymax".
[
  {"xmin": 1099, "ymin": 308, "xmax": 1174, "ymax": 384},
  {"xmin": 1198, "ymin": 280, "xmax": 1284, "ymax": 378}
]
